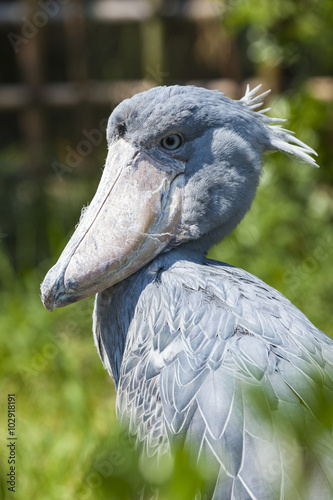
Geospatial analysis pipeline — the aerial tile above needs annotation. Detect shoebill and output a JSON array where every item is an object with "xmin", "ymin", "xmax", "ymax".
[{"xmin": 41, "ymin": 85, "xmax": 333, "ymax": 499}]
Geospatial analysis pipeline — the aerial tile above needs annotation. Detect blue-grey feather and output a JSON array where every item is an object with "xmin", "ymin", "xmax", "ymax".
[
  {"xmin": 89, "ymin": 85, "xmax": 333, "ymax": 498},
  {"xmin": 93, "ymin": 248, "xmax": 333, "ymax": 497}
]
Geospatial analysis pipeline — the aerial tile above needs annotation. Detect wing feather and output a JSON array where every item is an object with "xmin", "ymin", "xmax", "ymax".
[{"xmin": 95, "ymin": 256, "xmax": 333, "ymax": 498}]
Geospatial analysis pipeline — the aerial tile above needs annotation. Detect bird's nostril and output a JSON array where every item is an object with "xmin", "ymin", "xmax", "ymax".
[{"xmin": 117, "ymin": 123, "xmax": 127, "ymax": 138}]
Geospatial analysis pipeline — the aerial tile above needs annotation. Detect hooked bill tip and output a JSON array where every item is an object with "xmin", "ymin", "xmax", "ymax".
[
  {"xmin": 40, "ymin": 286, "xmax": 55, "ymax": 312},
  {"xmin": 40, "ymin": 270, "xmax": 60, "ymax": 312},
  {"xmin": 44, "ymin": 302, "xmax": 54, "ymax": 312}
]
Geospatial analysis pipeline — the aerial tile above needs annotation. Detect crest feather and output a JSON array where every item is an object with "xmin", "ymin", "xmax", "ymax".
[{"xmin": 240, "ymin": 84, "xmax": 319, "ymax": 167}]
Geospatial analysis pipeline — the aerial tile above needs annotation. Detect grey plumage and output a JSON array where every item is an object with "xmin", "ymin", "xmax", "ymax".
[
  {"xmin": 94, "ymin": 250, "xmax": 333, "ymax": 498},
  {"xmin": 41, "ymin": 84, "xmax": 333, "ymax": 499}
]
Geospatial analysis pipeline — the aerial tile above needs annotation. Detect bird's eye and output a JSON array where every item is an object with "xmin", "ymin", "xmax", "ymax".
[{"xmin": 160, "ymin": 134, "xmax": 183, "ymax": 151}]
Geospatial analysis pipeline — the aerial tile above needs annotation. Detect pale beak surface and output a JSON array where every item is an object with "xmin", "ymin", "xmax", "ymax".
[{"xmin": 41, "ymin": 139, "xmax": 183, "ymax": 310}]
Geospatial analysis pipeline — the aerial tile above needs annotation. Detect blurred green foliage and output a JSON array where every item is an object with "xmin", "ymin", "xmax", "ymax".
[
  {"xmin": 1, "ymin": 0, "xmax": 333, "ymax": 498},
  {"xmin": 224, "ymin": 0, "xmax": 333, "ymax": 79}
]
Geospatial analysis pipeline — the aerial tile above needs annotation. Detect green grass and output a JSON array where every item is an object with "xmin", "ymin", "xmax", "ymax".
[{"xmin": 0, "ymin": 261, "xmax": 117, "ymax": 499}]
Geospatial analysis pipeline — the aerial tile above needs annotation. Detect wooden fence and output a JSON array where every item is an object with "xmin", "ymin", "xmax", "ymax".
[{"xmin": 0, "ymin": 0, "xmax": 332, "ymax": 171}]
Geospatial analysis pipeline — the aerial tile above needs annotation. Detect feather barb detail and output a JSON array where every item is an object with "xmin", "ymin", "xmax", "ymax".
[{"xmin": 240, "ymin": 84, "xmax": 319, "ymax": 167}]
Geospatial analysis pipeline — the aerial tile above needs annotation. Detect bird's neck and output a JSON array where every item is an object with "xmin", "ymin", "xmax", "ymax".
[{"xmin": 93, "ymin": 245, "xmax": 207, "ymax": 386}]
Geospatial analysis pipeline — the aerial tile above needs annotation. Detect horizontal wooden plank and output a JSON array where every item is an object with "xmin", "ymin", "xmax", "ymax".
[
  {"xmin": 0, "ymin": 81, "xmax": 154, "ymax": 109},
  {"xmin": 1, "ymin": 78, "xmax": 332, "ymax": 111},
  {"xmin": 0, "ymin": 79, "xmax": 241, "ymax": 109}
]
